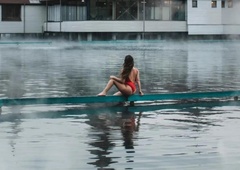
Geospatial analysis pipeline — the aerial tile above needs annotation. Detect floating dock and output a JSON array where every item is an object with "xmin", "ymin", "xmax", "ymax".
[{"xmin": 0, "ymin": 90, "xmax": 240, "ymax": 107}]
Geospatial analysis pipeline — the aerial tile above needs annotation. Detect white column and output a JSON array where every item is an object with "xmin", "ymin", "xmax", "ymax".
[{"xmin": 87, "ymin": 33, "xmax": 92, "ymax": 41}]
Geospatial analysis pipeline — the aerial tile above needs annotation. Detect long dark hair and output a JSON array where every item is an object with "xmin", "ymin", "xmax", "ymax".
[{"xmin": 121, "ymin": 55, "xmax": 134, "ymax": 80}]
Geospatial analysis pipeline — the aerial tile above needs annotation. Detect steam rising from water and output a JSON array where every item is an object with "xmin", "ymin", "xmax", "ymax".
[{"xmin": 1, "ymin": 40, "xmax": 240, "ymax": 99}]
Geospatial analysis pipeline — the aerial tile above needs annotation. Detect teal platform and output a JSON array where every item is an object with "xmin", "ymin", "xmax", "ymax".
[{"xmin": 0, "ymin": 90, "xmax": 240, "ymax": 107}]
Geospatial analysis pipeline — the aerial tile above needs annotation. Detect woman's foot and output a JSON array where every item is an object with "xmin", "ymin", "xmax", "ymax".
[{"xmin": 97, "ymin": 91, "xmax": 106, "ymax": 96}]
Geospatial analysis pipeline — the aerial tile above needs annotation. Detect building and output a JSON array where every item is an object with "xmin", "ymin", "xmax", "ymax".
[
  {"xmin": 0, "ymin": 0, "xmax": 240, "ymax": 40},
  {"xmin": 0, "ymin": 0, "xmax": 46, "ymax": 37},
  {"xmin": 188, "ymin": 0, "xmax": 240, "ymax": 35}
]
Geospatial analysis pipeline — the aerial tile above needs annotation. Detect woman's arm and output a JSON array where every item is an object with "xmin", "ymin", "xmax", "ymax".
[
  {"xmin": 110, "ymin": 75, "xmax": 124, "ymax": 83},
  {"xmin": 136, "ymin": 70, "xmax": 144, "ymax": 95}
]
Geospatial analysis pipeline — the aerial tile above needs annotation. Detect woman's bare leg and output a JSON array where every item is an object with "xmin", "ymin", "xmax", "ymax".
[
  {"xmin": 98, "ymin": 78, "xmax": 132, "ymax": 96},
  {"xmin": 114, "ymin": 91, "xmax": 122, "ymax": 96},
  {"xmin": 98, "ymin": 79, "xmax": 114, "ymax": 96},
  {"xmin": 113, "ymin": 80, "xmax": 132, "ymax": 96}
]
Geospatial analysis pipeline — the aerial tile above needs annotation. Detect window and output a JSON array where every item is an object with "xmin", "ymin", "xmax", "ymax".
[
  {"xmin": 144, "ymin": 0, "xmax": 185, "ymax": 21},
  {"xmin": 228, "ymin": 0, "xmax": 233, "ymax": 8},
  {"xmin": 212, "ymin": 0, "xmax": 217, "ymax": 8},
  {"xmin": 116, "ymin": 0, "xmax": 137, "ymax": 20},
  {"xmin": 89, "ymin": 0, "xmax": 113, "ymax": 20},
  {"xmin": 192, "ymin": 0, "xmax": 197, "ymax": 8},
  {"xmin": 2, "ymin": 5, "xmax": 21, "ymax": 21},
  {"xmin": 222, "ymin": 0, "xmax": 225, "ymax": 8},
  {"xmin": 171, "ymin": 0, "xmax": 185, "ymax": 21}
]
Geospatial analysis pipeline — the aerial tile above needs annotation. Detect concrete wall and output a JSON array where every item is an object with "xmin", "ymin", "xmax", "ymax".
[
  {"xmin": 188, "ymin": 0, "xmax": 222, "ymax": 25},
  {"xmin": 44, "ymin": 21, "xmax": 187, "ymax": 33},
  {"xmin": 0, "ymin": 5, "xmax": 46, "ymax": 34},
  {"xmin": 187, "ymin": 0, "xmax": 223, "ymax": 35},
  {"xmin": 222, "ymin": 1, "xmax": 240, "ymax": 34},
  {"xmin": 187, "ymin": 0, "xmax": 240, "ymax": 35},
  {"xmin": 25, "ymin": 5, "xmax": 46, "ymax": 33},
  {"xmin": 222, "ymin": 1, "xmax": 240, "ymax": 24}
]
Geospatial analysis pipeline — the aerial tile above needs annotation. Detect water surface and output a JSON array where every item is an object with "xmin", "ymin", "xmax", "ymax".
[{"xmin": 0, "ymin": 40, "xmax": 240, "ymax": 169}]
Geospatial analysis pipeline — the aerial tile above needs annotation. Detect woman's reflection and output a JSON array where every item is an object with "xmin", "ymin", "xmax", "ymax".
[
  {"xmin": 86, "ymin": 112, "xmax": 116, "ymax": 168},
  {"xmin": 121, "ymin": 109, "xmax": 142, "ymax": 150},
  {"xmin": 86, "ymin": 107, "xmax": 142, "ymax": 169}
]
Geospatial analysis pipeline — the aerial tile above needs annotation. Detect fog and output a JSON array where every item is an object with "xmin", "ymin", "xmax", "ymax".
[{"xmin": 1, "ymin": 40, "xmax": 240, "ymax": 99}]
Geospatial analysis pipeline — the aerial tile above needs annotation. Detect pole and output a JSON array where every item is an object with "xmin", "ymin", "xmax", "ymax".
[
  {"xmin": 46, "ymin": 0, "xmax": 48, "ymax": 32},
  {"xmin": 141, "ymin": 0, "xmax": 146, "ymax": 40},
  {"xmin": 23, "ymin": 4, "xmax": 26, "ymax": 35},
  {"xmin": 60, "ymin": 0, "xmax": 62, "ymax": 32}
]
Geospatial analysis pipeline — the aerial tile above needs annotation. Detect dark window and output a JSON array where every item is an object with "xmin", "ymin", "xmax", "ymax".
[
  {"xmin": 222, "ymin": 0, "xmax": 225, "ymax": 8},
  {"xmin": 212, "ymin": 0, "xmax": 217, "ymax": 8},
  {"xmin": 2, "ymin": 5, "xmax": 21, "ymax": 21},
  {"xmin": 89, "ymin": 0, "xmax": 113, "ymax": 20},
  {"xmin": 96, "ymin": 1, "xmax": 107, "ymax": 7},
  {"xmin": 116, "ymin": 0, "xmax": 137, "ymax": 20},
  {"xmin": 192, "ymin": 0, "xmax": 197, "ymax": 8}
]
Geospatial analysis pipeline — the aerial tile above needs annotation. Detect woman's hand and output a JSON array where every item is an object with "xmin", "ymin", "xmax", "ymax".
[
  {"xmin": 110, "ymin": 75, "xmax": 116, "ymax": 79},
  {"xmin": 110, "ymin": 76, "xmax": 123, "ymax": 83},
  {"xmin": 139, "ymin": 91, "xmax": 144, "ymax": 95}
]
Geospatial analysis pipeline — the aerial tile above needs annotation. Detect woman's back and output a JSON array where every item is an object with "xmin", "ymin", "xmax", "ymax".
[{"xmin": 128, "ymin": 67, "xmax": 139, "ymax": 83}]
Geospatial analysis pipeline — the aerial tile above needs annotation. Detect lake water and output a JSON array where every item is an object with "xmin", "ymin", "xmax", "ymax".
[{"xmin": 0, "ymin": 40, "xmax": 240, "ymax": 170}]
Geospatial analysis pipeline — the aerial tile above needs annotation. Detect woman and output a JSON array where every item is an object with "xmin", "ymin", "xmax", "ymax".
[{"xmin": 98, "ymin": 55, "xmax": 143, "ymax": 96}]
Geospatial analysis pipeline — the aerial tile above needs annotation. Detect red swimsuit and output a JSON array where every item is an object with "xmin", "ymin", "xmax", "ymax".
[{"xmin": 125, "ymin": 78, "xmax": 136, "ymax": 93}]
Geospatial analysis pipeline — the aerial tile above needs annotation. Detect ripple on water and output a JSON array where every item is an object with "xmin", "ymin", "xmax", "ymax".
[{"xmin": 1, "ymin": 41, "xmax": 240, "ymax": 169}]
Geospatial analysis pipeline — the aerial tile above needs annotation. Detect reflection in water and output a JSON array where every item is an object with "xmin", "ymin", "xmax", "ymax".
[
  {"xmin": 85, "ymin": 107, "xmax": 142, "ymax": 169},
  {"xmin": 0, "ymin": 100, "xmax": 240, "ymax": 169},
  {"xmin": 1, "ymin": 40, "xmax": 240, "ymax": 169},
  {"xmin": 0, "ymin": 105, "xmax": 23, "ymax": 158},
  {"xmin": 161, "ymin": 103, "xmax": 227, "ymax": 156},
  {"xmin": 86, "ymin": 112, "xmax": 116, "ymax": 168},
  {"xmin": 9, "ymin": 119, "xmax": 23, "ymax": 157},
  {"xmin": 168, "ymin": 104, "xmax": 224, "ymax": 128},
  {"xmin": 121, "ymin": 110, "xmax": 142, "ymax": 150},
  {"xmin": 121, "ymin": 110, "xmax": 142, "ymax": 167}
]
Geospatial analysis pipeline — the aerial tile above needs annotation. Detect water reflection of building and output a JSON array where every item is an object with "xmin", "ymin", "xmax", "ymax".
[{"xmin": 0, "ymin": 0, "xmax": 240, "ymax": 40}]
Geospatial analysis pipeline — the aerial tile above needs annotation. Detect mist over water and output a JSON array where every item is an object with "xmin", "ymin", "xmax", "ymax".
[
  {"xmin": 0, "ymin": 40, "xmax": 240, "ymax": 170},
  {"xmin": 1, "ymin": 40, "xmax": 240, "ymax": 98}
]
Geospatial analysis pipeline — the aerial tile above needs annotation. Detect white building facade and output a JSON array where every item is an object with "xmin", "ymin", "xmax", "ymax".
[
  {"xmin": 0, "ymin": 0, "xmax": 46, "ymax": 34},
  {"xmin": 188, "ymin": 0, "xmax": 240, "ymax": 35},
  {"xmin": 0, "ymin": 0, "xmax": 240, "ymax": 39}
]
